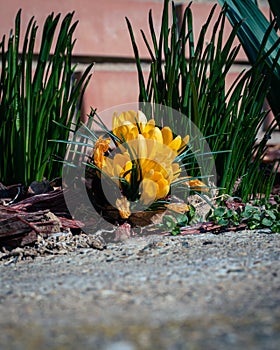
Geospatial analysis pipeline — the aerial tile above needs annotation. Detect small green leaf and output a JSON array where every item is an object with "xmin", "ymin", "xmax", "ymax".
[
  {"xmin": 171, "ymin": 226, "xmax": 181, "ymax": 236},
  {"xmin": 265, "ymin": 210, "xmax": 276, "ymax": 220},
  {"xmin": 247, "ymin": 221, "xmax": 259, "ymax": 230},
  {"xmin": 261, "ymin": 217, "xmax": 273, "ymax": 227},
  {"xmin": 163, "ymin": 215, "xmax": 176, "ymax": 229},
  {"xmin": 218, "ymin": 218, "xmax": 229, "ymax": 226},
  {"xmin": 252, "ymin": 213, "xmax": 261, "ymax": 222},
  {"xmin": 214, "ymin": 207, "xmax": 227, "ymax": 217}
]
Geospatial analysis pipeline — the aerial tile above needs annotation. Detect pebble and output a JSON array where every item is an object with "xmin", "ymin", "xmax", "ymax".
[{"xmin": 103, "ymin": 341, "xmax": 135, "ymax": 350}]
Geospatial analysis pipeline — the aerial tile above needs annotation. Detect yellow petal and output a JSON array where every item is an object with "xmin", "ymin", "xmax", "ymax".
[
  {"xmin": 102, "ymin": 157, "xmax": 113, "ymax": 174},
  {"xmin": 179, "ymin": 134, "xmax": 190, "ymax": 151},
  {"xmin": 112, "ymin": 124, "xmax": 127, "ymax": 141},
  {"xmin": 140, "ymin": 159, "xmax": 154, "ymax": 177},
  {"xmin": 120, "ymin": 110, "xmax": 137, "ymax": 124},
  {"xmin": 113, "ymin": 153, "xmax": 130, "ymax": 169},
  {"xmin": 113, "ymin": 124, "xmax": 140, "ymax": 143},
  {"xmin": 183, "ymin": 134, "xmax": 190, "ymax": 145},
  {"xmin": 127, "ymin": 125, "xmax": 139, "ymax": 141},
  {"xmin": 150, "ymin": 171, "xmax": 163, "ymax": 182},
  {"xmin": 112, "ymin": 111, "xmax": 120, "ymax": 131},
  {"xmin": 142, "ymin": 119, "xmax": 156, "ymax": 136},
  {"xmin": 151, "ymin": 126, "xmax": 163, "ymax": 143},
  {"xmin": 112, "ymin": 110, "xmax": 147, "ymax": 132},
  {"xmin": 112, "ymin": 153, "xmax": 130, "ymax": 177},
  {"xmin": 145, "ymin": 138, "xmax": 158, "ymax": 160},
  {"xmin": 144, "ymin": 168, "xmax": 155, "ymax": 179},
  {"xmin": 119, "ymin": 161, "xmax": 133, "ymax": 182},
  {"xmin": 126, "ymin": 110, "xmax": 138, "ymax": 122},
  {"xmin": 161, "ymin": 126, "xmax": 173, "ymax": 145},
  {"xmin": 156, "ymin": 178, "xmax": 170, "ymax": 198},
  {"xmin": 140, "ymin": 178, "xmax": 157, "ymax": 206},
  {"xmin": 136, "ymin": 134, "xmax": 147, "ymax": 159},
  {"xmin": 168, "ymin": 135, "xmax": 182, "ymax": 152},
  {"xmin": 136, "ymin": 110, "xmax": 147, "ymax": 125},
  {"xmin": 152, "ymin": 162, "xmax": 168, "ymax": 178}
]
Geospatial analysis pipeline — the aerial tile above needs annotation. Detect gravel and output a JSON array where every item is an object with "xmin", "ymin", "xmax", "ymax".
[{"xmin": 0, "ymin": 229, "xmax": 280, "ymax": 350}]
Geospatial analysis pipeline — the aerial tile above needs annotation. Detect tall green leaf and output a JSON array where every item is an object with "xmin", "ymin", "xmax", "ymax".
[
  {"xmin": 0, "ymin": 10, "xmax": 94, "ymax": 185},
  {"xmin": 218, "ymin": 0, "xmax": 280, "ymax": 124}
]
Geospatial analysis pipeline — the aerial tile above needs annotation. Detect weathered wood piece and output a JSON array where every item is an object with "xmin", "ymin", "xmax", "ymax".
[
  {"xmin": 0, "ymin": 189, "xmax": 84, "ymax": 247},
  {"xmin": 9, "ymin": 190, "xmax": 70, "ymax": 216},
  {"xmin": 0, "ymin": 207, "xmax": 62, "ymax": 247}
]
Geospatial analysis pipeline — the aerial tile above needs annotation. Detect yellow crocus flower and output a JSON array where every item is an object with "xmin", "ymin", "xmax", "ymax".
[{"xmin": 91, "ymin": 110, "xmax": 197, "ymax": 218}]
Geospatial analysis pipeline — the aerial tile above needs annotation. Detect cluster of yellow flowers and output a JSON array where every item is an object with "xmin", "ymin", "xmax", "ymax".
[{"xmin": 92, "ymin": 110, "xmax": 207, "ymax": 219}]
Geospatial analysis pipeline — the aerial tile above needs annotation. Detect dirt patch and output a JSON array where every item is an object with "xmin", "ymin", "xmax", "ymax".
[{"xmin": 1, "ymin": 229, "xmax": 279, "ymax": 349}]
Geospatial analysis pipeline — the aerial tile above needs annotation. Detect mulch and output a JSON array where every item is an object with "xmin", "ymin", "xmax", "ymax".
[{"xmin": 0, "ymin": 159, "xmax": 279, "ymax": 255}]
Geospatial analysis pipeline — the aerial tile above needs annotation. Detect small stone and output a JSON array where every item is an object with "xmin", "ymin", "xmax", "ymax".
[{"xmin": 103, "ymin": 341, "xmax": 135, "ymax": 350}]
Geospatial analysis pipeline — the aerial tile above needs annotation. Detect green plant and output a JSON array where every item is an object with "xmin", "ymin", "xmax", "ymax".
[
  {"xmin": 0, "ymin": 9, "xmax": 93, "ymax": 186},
  {"xmin": 217, "ymin": 0, "xmax": 280, "ymax": 126},
  {"xmin": 126, "ymin": 0, "xmax": 278, "ymax": 201},
  {"xmin": 207, "ymin": 196, "xmax": 280, "ymax": 232},
  {"xmin": 159, "ymin": 205, "xmax": 196, "ymax": 235}
]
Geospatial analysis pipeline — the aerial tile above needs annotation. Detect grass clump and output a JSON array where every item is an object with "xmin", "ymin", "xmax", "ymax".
[
  {"xmin": 126, "ymin": 0, "xmax": 278, "ymax": 201},
  {"xmin": 0, "ymin": 10, "xmax": 93, "ymax": 186}
]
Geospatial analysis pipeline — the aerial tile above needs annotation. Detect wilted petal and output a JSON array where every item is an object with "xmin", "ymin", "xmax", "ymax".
[
  {"xmin": 93, "ymin": 137, "xmax": 111, "ymax": 169},
  {"xmin": 171, "ymin": 163, "xmax": 181, "ymax": 180},
  {"xmin": 187, "ymin": 178, "xmax": 209, "ymax": 192},
  {"xmin": 165, "ymin": 202, "xmax": 190, "ymax": 214},
  {"xmin": 116, "ymin": 196, "xmax": 131, "ymax": 219}
]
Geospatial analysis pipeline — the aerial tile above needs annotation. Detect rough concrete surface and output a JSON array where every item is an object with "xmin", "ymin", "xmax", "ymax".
[{"xmin": 0, "ymin": 229, "xmax": 280, "ymax": 350}]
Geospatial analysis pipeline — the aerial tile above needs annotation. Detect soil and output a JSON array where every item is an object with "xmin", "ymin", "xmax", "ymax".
[{"xmin": 0, "ymin": 229, "xmax": 279, "ymax": 350}]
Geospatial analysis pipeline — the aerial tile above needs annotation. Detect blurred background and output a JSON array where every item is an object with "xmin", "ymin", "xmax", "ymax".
[{"xmin": 0, "ymin": 0, "xmax": 271, "ymax": 116}]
